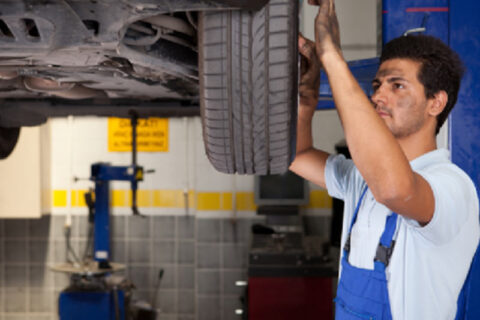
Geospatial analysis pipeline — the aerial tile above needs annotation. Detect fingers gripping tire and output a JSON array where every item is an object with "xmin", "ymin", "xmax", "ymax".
[
  {"xmin": 199, "ymin": 0, "xmax": 299, "ymax": 175},
  {"xmin": 0, "ymin": 127, "xmax": 20, "ymax": 160}
]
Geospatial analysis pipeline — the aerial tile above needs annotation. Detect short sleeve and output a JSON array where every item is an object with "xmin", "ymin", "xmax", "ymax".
[
  {"xmin": 405, "ymin": 165, "xmax": 479, "ymax": 245},
  {"xmin": 325, "ymin": 154, "xmax": 356, "ymax": 200}
]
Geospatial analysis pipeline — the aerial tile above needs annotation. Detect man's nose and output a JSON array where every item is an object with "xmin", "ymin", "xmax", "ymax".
[{"xmin": 371, "ymin": 87, "xmax": 387, "ymax": 107}]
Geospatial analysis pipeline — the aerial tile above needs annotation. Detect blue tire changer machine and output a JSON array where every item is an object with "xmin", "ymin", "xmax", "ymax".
[{"xmin": 52, "ymin": 112, "xmax": 151, "ymax": 320}]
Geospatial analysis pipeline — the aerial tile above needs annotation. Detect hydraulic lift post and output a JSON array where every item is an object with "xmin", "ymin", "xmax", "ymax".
[
  {"xmin": 91, "ymin": 111, "xmax": 144, "ymax": 268},
  {"xmin": 56, "ymin": 112, "xmax": 149, "ymax": 320}
]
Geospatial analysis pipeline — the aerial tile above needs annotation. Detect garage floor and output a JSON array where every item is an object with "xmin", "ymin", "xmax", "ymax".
[{"xmin": 0, "ymin": 215, "xmax": 331, "ymax": 319}]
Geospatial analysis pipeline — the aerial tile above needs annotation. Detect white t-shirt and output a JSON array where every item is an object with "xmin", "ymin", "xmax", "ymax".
[{"xmin": 325, "ymin": 148, "xmax": 480, "ymax": 320}]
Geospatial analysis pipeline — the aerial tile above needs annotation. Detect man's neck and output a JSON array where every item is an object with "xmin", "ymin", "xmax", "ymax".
[{"xmin": 397, "ymin": 132, "xmax": 437, "ymax": 162}]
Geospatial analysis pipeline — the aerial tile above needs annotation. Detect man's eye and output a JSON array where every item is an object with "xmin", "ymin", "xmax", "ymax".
[
  {"xmin": 372, "ymin": 85, "xmax": 379, "ymax": 92},
  {"xmin": 394, "ymin": 83, "xmax": 404, "ymax": 89}
]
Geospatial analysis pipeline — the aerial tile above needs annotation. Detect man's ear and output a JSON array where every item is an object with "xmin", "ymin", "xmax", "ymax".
[{"xmin": 428, "ymin": 90, "xmax": 448, "ymax": 117}]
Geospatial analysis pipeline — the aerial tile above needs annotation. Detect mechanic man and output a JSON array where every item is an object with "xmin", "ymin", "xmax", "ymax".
[{"xmin": 290, "ymin": 0, "xmax": 480, "ymax": 319}]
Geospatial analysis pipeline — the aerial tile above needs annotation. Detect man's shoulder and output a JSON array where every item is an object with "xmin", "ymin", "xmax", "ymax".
[
  {"xmin": 326, "ymin": 153, "xmax": 363, "ymax": 181},
  {"xmin": 417, "ymin": 155, "xmax": 479, "ymax": 228},
  {"xmin": 411, "ymin": 150, "xmax": 479, "ymax": 217},
  {"xmin": 415, "ymin": 149, "xmax": 475, "ymax": 189},
  {"xmin": 325, "ymin": 154, "xmax": 364, "ymax": 199},
  {"xmin": 421, "ymin": 156, "xmax": 475, "ymax": 190}
]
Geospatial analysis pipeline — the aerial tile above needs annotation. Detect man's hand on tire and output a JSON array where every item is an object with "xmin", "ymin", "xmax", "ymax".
[
  {"xmin": 308, "ymin": 0, "xmax": 342, "ymax": 62},
  {"xmin": 298, "ymin": 34, "xmax": 320, "ymax": 110}
]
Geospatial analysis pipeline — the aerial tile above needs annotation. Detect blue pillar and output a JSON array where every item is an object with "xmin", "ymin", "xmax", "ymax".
[
  {"xmin": 94, "ymin": 179, "xmax": 111, "ymax": 263},
  {"xmin": 449, "ymin": 1, "xmax": 480, "ymax": 318}
]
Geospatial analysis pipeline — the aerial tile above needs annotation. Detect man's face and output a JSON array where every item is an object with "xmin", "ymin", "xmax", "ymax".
[{"xmin": 371, "ymin": 58, "xmax": 431, "ymax": 139}]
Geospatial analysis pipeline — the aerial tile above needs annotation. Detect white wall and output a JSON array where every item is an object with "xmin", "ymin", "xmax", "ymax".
[{"xmin": 49, "ymin": 116, "xmax": 248, "ymax": 216}]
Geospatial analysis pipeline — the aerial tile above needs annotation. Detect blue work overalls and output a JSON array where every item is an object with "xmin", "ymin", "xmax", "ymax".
[{"xmin": 334, "ymin": 188, "xmax": 398, "ymax": 320}]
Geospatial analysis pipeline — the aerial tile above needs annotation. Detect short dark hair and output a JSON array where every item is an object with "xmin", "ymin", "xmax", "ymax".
[{"xmin": 380, "ymin": 35, "xmax": 464, "ymax": 134}]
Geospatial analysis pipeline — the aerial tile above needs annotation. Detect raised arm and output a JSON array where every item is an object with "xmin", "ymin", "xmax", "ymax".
[
  {"xmin": 289, "ymin": 35, "xmax": 330, "ymax": 189},
  {"xmin": 309, "ymin": 0, "xmax": 436, "ymax": 224}
]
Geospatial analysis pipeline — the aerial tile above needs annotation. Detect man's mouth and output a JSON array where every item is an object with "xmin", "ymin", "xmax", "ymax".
[{"xmin": 375, "ymin": 107, "xmax": 391, "ymax": 117}]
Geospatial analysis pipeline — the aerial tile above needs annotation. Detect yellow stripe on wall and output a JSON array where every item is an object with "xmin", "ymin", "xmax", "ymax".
[
  {"xmin": 308, "ymin": 190, "xmax": 333, "ymax": 209},
  {"xmin": 128, "ymin": 190, "xmax": 152, "ymax": 207},
  {"xmin": 53, "ymin": 190, "xmax": 67, "ymax": 207},
  {"xmin": 71, "ymin": 190, "xmax": 78, "ymax": 207},
  {"xmin": 112, "ymin": 190, "xmax": 127, "ymax": 207},
  {"xmin": 221, "ymin": 193, "xmax": 233, "ymax": 210},
  {"xmin": 51, "ymin": 189, "xmax": 332, "ymax": 210},
  {"xmin": 196, "ymin": 192, "xmax": 221, "ymax": 210},
  {"xmin": 153, "ymin": 190, "xmax": 183, "ymax": 208},
  {"xmin": 235, "ymin": 192, "xmax": 257, "ymax": 211},
  {"xmin": 71, "ymin": 190, "xmax": 88, "ymax": 207},
  {"xmin": 188, "ymin": 190, "xmax": 196, "ymax": 209}
]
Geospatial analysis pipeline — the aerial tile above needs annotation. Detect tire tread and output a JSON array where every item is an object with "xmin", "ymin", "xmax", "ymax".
[{"xmin": 199, "ymin": 0, "xmax": 298, "ymax": 175}]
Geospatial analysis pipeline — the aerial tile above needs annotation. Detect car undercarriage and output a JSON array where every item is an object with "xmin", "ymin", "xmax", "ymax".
[
  {"xmin": 0, "ymin": 1, "xmax": 259, "ymax": 123},
  {"xmin": 0, "ymin": 0, "xmax": 298, "ymax": 175}
]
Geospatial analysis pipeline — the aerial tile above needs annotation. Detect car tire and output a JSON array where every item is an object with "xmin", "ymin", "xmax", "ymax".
[
  {"xmin": 0, "ymin": 127, "xmax": 20, "ymax": 159},
  {"xmin": 199, "ymin": 0, "xmax": 299, "ymax": 175}
]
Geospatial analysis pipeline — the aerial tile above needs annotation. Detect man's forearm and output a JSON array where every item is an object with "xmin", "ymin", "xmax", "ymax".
[
  {"xmin": 291, "ymin": 33, "xmax": 330, "ymax": 189},
  {"xmin": 290, "ymin": 103, "xmax": 330, "ymax": 189},
  {"xmin": 296, "ymin": 104, "xmax": 316, "ymax": 154}
]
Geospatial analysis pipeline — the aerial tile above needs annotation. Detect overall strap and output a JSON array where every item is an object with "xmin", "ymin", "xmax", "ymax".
[
  {"xmin": 343, "ymin": 186, "xmax": 399, "ymax": 270},
  {"xmin": 374, "ymin": 213, "xmax": 398, "ymax": 271},
  {"xmin": 348, "ymin": 187, "xmax": 368, "ymax": 233},
  {"xmin": 343, "ymin": 186, "xmax": 368, "ymax": 256}
]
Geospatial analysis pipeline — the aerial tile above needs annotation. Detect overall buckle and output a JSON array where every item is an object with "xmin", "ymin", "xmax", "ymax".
[
  {"xmin": 374, "ymin": 240, "xmax": 396, "ymax": 267},
  {"xmin": 344, "ymin": 236, "xmax": 351, "ymax": 252}
]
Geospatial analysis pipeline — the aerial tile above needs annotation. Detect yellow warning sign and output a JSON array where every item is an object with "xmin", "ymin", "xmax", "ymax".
[{"xmin": 108, "ymin": 117, "xmax": 169, "ymax": 152}]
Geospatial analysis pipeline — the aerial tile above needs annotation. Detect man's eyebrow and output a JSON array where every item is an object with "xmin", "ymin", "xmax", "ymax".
[
  {"xmin": 371, "ymin": 76, "xmax": 408, "ymax": 85},
  {"xmin": 386, "ymin": 76, "xmax": 408, "ymax": 83}
]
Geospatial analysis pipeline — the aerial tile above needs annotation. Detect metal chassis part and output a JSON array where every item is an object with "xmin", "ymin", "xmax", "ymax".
[{"xmin": 0, "ymin": 0, "xmax": 269, "ymax": 126}]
